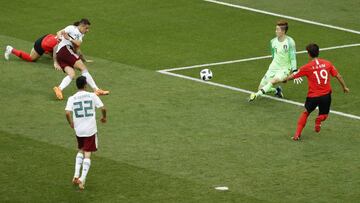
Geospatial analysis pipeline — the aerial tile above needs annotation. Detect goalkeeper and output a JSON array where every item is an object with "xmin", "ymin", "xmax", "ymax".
[{"xmin": 249, "ymin": 20, "xmax": 302, "ymax": 101}]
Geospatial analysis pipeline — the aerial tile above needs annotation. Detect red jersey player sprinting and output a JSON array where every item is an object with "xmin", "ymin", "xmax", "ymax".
[
  {"xmin": 4, "ymin": 34, "xmax": 61, "ymax": 69},
  {"xmin": 284, "ymin": 43, "xmax": 349, "ymax": 141}
]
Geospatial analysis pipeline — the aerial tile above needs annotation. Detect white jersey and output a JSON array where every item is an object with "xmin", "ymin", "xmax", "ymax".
[
  {"xmin": 57, "ymin": 25, "xmax": 84, "ymax": 53},
  {"xmin": 65, "ymin": 91, "xmax": 104, "ymax": 137}
]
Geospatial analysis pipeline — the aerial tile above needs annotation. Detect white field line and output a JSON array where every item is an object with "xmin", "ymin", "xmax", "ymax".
[
  {"xmin": 157, "ymin": 70, "xmax": 360, "ymax": 120},
  {"xmin": 204, "ymin": 0, "xmax": 360, "ymax": 35},
  {"xmin": 160, "ymin": 43, "xmax": 360, "ymax": 72}
]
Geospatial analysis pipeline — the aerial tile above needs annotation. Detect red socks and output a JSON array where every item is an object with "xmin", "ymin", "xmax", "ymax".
[
  {"xmin": 294, "ymin": 112, "xmax": 329, "ymax": 139},
  {"xmin": 11, "ymin": 48, "xmax": 33, "ymax": 62},
  {"xmin": 315, "ymin": 114, "xmax": 328, "ymax": 124},
  {"xmin": 295, "ymin": 111, "xmax": 309, "ymax": 138},
  {"xmin": 315, "ymin": 114, "xmax": 328, "ymax": 132}
]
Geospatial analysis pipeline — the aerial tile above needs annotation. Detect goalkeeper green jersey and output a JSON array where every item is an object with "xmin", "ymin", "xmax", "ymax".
[{"xmin": 269, "ymin": 36, "xmax": 297, "ymax": 72}]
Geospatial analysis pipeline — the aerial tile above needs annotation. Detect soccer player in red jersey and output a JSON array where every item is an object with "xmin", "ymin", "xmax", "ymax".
[
  {"xmin": 284, "ymin": 43, "xmax": 349, "ymax": 141},
  {"xmin": 4, "ymin": 34, "xmax": 61, "ymax": 69}
]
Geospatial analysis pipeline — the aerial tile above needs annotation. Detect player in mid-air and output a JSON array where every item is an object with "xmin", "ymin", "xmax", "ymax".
[
  {"xmin": 249, "ymin": 20, "xmax": 302, "ymax": 101},
  {"xmin": 65, "ymin": 76, "xmax": 107, "ymax": 190},
  {"xmin": 283, "ymin": 43, "xmax": 349, "ymax": 141},
  {"xmin": 4, "ymin": 34, "xmax": 61, "ymax": 69},
  {"xmin": 53, "ymin": 18, "xmax": 109, "ymax": 100}
]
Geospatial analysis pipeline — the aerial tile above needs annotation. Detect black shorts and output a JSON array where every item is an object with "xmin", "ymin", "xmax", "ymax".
[
  {"xmin": 305, "ymin": 93, "xmax": 331, "ymax": 115},
  {"xmin": 33, "ymin": 34, "xmax": 48, "ymax": 55}
]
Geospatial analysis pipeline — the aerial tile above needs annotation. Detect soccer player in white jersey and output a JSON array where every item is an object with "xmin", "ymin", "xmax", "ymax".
[
  {"xmin": 53, "ymin": 18, "xmax": 109, "ymax": 100},
  {"xmin": 249, "ymin": 20, "xmax": 302, "ymax": 101},
  {"xmin": 65, "ymin": 76, "xmax": 107, "ymax": 190}
]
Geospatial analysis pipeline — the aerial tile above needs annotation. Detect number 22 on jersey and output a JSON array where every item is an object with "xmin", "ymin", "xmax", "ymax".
[{"xmin": 74, "ymin": 100, "xmax": 94, "ymax": 118}]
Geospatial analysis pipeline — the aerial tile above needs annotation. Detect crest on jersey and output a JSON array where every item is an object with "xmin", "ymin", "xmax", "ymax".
[{"xmin": 283, "ymin": 45, "xmax": 288, "ymax": 50}]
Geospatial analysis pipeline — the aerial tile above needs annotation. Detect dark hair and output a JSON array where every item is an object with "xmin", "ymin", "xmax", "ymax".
[
  {"xmin": 76, "ymin": 76, "xmax": 87, "ymax": 89},
  {"xmin": 306, "ymin": 43, "xmax": 320, "ymax": 58},
  {"xmin": 277, "ymin": 20, "xmax": 288, "ymax": 33},
  {"xmin": 73, "ymin": 18, "xmax": 91, "ymax": 26}
]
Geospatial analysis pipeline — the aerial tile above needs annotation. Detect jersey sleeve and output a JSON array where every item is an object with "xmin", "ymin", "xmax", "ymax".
[
  {"xmin": 329, "ymin": 64, "xmax": 339, "ymax": 76},
  {"xmin": 65, "ymin": 97, "xmax": 74, "ymax": 111},
  {"xmin": 270, "ymin": 39, "xmax": 274, "ymax": 58},
  {"xmin": 288, "ymin": 38, "xmax": 297, "ymax": 71},
  {"xmin": 93, "ymin": 95, "xmax": 104, "ymax": 108},
  {"xmin": 63, "ymin": 25, "xmax": 76, "ymax": 40},
  {"xmin": 64, "ymin": 25, "xmax": 74, "ymax": 34},
  {"xmin": 293, "ymin": 65, "xmax": 308, "ymax": 78}
]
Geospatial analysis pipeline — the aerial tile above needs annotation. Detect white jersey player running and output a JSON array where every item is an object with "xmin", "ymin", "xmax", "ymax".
[
  {"xmin": 65, "ymin": 76, "xmax": 107, "ymax": 190},
  {"xmin": 249, "ymin": 20, "xmax": 302, "ymax": 102}
]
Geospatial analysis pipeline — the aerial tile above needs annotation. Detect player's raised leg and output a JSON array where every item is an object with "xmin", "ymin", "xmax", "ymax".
[
  {"xmin": 73, "ymin": 60, "xmax": 109, "ymax": 96},
  {"xmin": 314, "ymin": 93, "xmax": 331, "ymax": 133},
  {"xmin": 53, "ymin": 67, "xmax": 75, "ymax": 100},
  {"xmin": 315, "ymin": 114, "xmax": 328, "ymax": 133}
]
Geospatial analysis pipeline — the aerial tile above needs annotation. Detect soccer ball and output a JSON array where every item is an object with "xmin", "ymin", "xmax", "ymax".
[{"xmin": 200, "ymin": 69, "xmax": 213, "ymax": 81}]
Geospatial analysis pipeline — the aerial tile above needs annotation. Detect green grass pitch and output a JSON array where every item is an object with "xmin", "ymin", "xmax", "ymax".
[{"xmin": 0, "ymin": 0, "xmax": 359, "ymax": 202}]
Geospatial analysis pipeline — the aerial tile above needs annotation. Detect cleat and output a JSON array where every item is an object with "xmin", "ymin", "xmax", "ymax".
[
  {"xmin": 4, "ymin": 45, "xmax": 13, "ymax": 60},
  {"xmin": 95, "ymin": 88, "xmax": 109, "ymax": 96},
  {"xmin": 78, "ymin": 179, "xmax": 85, "ymax": 190},
  {"xmin": 53, "ymin": 86, "xmax": 63, "ymax": 100},
  {"xmin": 248, "ymin": 93, "xmax": 257, "ymax": 102},
  {"xmin": 274, "ymin": 86, "xmax": 284, "ymax": 98},
  {"xmin": 293, "ymin": 135, "xmax": 301, "ymax": 141},
  {"xmin": 315, "ymin": 124, "xmax": 321, "ymax": 133},
  {"xmin": 72, "ymin": 177, "xmax": 80, "ymax": 185}
]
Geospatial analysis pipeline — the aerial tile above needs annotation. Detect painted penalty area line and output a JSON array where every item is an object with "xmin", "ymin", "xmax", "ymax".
[
  {"xmin": 159, "ymin": 43, "xmax": 360, "ymax": 72},
  {"xmin": 157, "ymin": 70, "xmax": 360, "ymax": 120},
  {"xmin": 204, "ymin": 0, "xmax": 360, "ymax": 35}
]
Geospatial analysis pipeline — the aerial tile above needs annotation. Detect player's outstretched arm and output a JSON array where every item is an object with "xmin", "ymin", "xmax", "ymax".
[
  {"xmin": 283, "ymin": 73, "xmax": 295, "ymax": 83},
  {"xmin": 100, "ymin": 107, "xmax": 107, "ymax": 123},
  {"xmin": 65, "ymin": 111, "xmax": 74, "ymax": 128},
  {"xmin": 334, "ymin": 73, "xmax": 350, "ymax": 93}
]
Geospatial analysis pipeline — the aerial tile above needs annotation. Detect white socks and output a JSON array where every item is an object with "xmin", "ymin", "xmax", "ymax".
[
  {"xmin": 79, "ymin": 158, "xmax": 91, "ymax": 183},
  {"xmin": 59, "ymin": 75, "xmax": 72, "ymax": 90},
  {"xmin": 74, "ymin": 153, "xmax": 91, "ymax": 183},
  {"xmin": 256, "ymin": 83, "xmax": 273, "ymax": 96},
  {"xmin": 59, "ymin": 70, "xmax": 99, "ymax": 91},
  {"xmin": 82, "ymin": 70, "xmax": 99, "ymax": 90},
  {"xmin": 74, "ymin": 152, "xmax": 84, "ymax": 178}
]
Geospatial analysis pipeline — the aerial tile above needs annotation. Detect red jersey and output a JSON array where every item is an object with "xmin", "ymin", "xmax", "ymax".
[
  {"xmin": 41, "ymin": 34, "xmax": 58, "ymax": 53},
  {"xmin": 293, "ymin": 58, "xmax": 338, "ymax": 98}
]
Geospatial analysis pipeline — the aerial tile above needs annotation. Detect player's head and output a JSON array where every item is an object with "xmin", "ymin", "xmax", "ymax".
[
  {"xmin": 276, "ymin": 20, "xmax": 288, "ymax": 37},
  {"xmin": 76, "ymin": 76, "xmax": 87, "ymax": 90},
  {"xmin": 74, "ymin": 18, "xmax": 91, "ymax": 34},
  {"xmin": 306, "ymin": 43, "xmax": 320, "ymax": 58}
]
